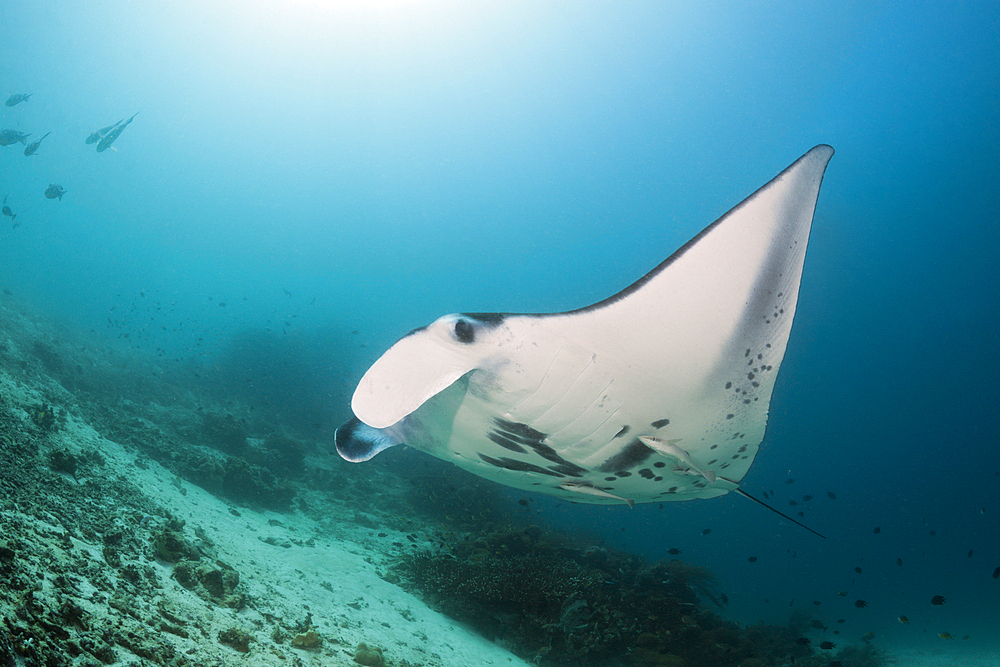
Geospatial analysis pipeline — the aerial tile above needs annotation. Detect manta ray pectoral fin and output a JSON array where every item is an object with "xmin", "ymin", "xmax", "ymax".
[{"xmin": 335, "ymin": 416, "xmax": 402, "ymax": 462}]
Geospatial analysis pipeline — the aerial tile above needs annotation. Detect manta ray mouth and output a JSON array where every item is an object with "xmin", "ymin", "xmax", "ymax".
[{"xmin": 334, "ymin": 417, "xmax": 400, "ymax": 463}]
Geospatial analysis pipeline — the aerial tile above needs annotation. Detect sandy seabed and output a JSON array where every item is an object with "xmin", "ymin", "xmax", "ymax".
[{"xmin": 0, "ymin": 305, "xmax": 530, "ymax": 667}]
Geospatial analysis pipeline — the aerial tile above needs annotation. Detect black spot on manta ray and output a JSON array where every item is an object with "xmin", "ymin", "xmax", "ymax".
[
  {"xmin": 651, "ymin": 418, "xmax": 670, "ymax": 428},
  {"xmin": 485, "ymin": 430, "xmax": 528, "ymax": 453},
  {"xmin": 638, "ymin": 469, "xmax": 655, "ymax": 479},
  {"xmin": 598, "ymin": 438, "xmax": 652, "ymax": 472},
  {"xmin": 653, "ymin": 461, "xmax": 666, "ymax": 468},
  {"xmin": 478, "ymin": 454, "xmax": 564, "ymax": 477},
  {"xmin": 487, "ymin": 419, "xmax": 587, "ymax": 477},
  {"xmin": 490, "ymin": 419, "xmax": 546, "ymax": 445}
]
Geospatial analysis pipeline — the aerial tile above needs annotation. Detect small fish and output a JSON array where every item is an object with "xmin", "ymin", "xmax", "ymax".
[
  {"xmin": 872, "ymin": 526, "xmax": 881, "ymax": 534},
  {"xmin": 23, "ymin": 131, "xmax": 51, "ymax": 156},
  {"xmin": 897, "ymin": 558, "xmax": 903, "ymax": 566},
  {"xmin": 5, "ymin": 93, "xmax": 32, "ymax": 107},
  {"xmin": 638, "ymin": 436, "xmax": 716, "ymax": 483},
  {"xmin": 993, "ymin": 566, "xmax": 1000, "ymax": 579},
  {"xmin": 898, "ymin": 615, "xmax": 909, "ymax": 624},
  {"xmin": 837, "ymin": 591, "xmax": 848, "ymax": 596},
  {"xmin": 809, "ymin": 620, "xmax": 826, "ymax": 630},
  {"xmin": 854, "ymin": 599, "xmax": 867, "ymax": 608},
  {"xmin": 795, "ymin": 637, "xmax": 810, "ymax": 646},
  {"xmin": 967, "ymin": 549, "xmax": 973, "ymax": 558},
  {"xmin": 0, "ymin": 129, "xmax": 30, "ymax": 146},
  {"xmin": 930, "ymin": 595, "xmax": 946, "ymax": 605},
  {"xmin": 836, "ymin": 618, "xmax": 845, "ymax": 623},
  {"xmin": 701, "ymin": 528, "xmax": 711, "ymax": 536},
  {"xmin": 855, "ymin": 566, "xmax": 863, "ymax": 574},
  {"xmin": 667, "ymin": 548, "xmax": 681, "ymax": 555},
  {"xmin": 861, "ymin": 631, "xmax": 875, "ymax": 641},
  {"xmin": 86, "ymin": 119, "xmax": 123, "ymax": 145},
  {"xmin": 96, "ymin": 112, "xmax": 139, "ymax": 152},
  {"xmin": 819, "ymin": 641, "xmax": 836, "ymax": 650},
  {"xmin": 558, "ymin": 482, "xmax": 634, "ymax": 508},
  {"xmin": 44, "ymin": 183, "xmax": 66, "ymax": 200},
  {"xmin": 1, "ymin": 205, "xmax": 15, "ymax": 222},
  {"xmin": 938, "ymin": 632, "xmax": 953, "ymax": 640},
  {"xmin": 827, "ymin": 491, "xmax": 837, "ymax": 499},
  {"xmin": 788, "ymin": 500, "xmax": 798, "ymax": 506},
  {"xmin": 802, "ymin": 495, "xmax": 813, "ymax": 501},
  {"xmin": 786, "ymin": 478, "xmax": 795, "ymax": 484},
  {"xmin": 748, "ymin": 556, "xmax": 757, "ymax": 562}
]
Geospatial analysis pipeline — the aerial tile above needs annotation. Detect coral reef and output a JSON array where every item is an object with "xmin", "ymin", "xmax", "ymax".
[
  {"xmin": 218, "ymin": 626, "xmax": 252, "ymax": 653},
  {"xmin": 291, "ymin": 628, "xmax": 322, "ymax": 649},
  {"xmin": 393, "ymin": 526, "xmax": 890, "ymax": 667},
  {"xmin": 354, "ymin": 641, "xmax": 384, "ymax": 666},
  {"xmin": 173, "ymin": 559, "xmax": 246, "ymax": 609},
  {"xmin": 200, "ymin": 411, "xmax": 247, "ymax": 454}
]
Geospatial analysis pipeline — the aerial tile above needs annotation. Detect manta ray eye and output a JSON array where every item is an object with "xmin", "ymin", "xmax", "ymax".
[{"xmin": 453, "ymin": 318, "xmax": 475, "ymax": 344}]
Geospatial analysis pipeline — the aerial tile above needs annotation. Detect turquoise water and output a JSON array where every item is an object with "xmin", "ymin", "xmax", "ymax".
[{"xmin": 2, "ymin": 0, "xmax": 998, "ymax": 659}]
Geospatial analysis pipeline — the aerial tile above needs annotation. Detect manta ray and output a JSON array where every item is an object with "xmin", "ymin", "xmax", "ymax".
[{"xmin": 336, "ymin": 145, "xmax": 833, "ymax": 530}]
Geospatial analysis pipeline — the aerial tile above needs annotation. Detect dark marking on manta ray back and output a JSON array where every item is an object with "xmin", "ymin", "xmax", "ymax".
[
  {"xmin": 651, "ymin": 418, "xmax": 670, "ymax": 428},
  {"xmin": 598, "ymin": 438, "xmax": 652, "ymax": 473},
  {"xmin": 461, "ymin": 312, "xmax": 506, "ymax": 325}
]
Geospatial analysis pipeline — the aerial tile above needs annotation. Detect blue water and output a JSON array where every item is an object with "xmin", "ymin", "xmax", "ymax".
[{"xmin": 3, "ymin": 0, "xmax": 998, "ymax": 658}]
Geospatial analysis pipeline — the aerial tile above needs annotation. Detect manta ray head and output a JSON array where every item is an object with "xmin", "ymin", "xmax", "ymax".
[{"xmin": 351, "ymin": 312, "xmax": 510, "ymax": 430}]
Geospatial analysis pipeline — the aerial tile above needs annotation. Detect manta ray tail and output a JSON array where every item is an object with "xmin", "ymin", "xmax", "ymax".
[{"xmin": 728, "ymin": 484, "xmax": 827, "ymax": 539}]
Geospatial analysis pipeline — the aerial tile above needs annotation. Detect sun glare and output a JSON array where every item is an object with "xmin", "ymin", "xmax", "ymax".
[{"xmin": 275, "ymin": 0, "xmax": 438, "ymax": 11}]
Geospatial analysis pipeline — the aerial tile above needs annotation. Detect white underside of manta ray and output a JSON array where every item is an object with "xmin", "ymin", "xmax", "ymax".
[{"xmin": 336, "ymin": 145, "xmax": 834, "ymax": 513}]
